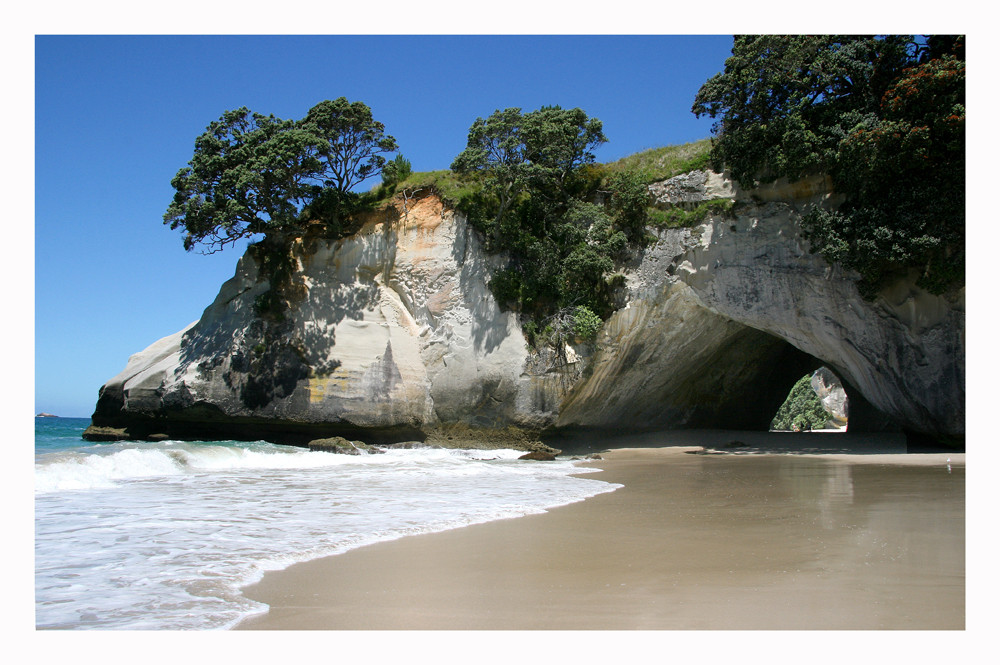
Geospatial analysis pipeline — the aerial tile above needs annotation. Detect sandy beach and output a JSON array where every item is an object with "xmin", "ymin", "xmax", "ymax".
[{"xmin": 236, "ymin": 431, "xmax": 965, "ymax": 630}]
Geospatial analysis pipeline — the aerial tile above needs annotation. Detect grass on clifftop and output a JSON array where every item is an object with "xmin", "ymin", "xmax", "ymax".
[
  {"xmin": 379, "ymin": 138, "xmax": 715, "ymax": 204},
  {"xmin": 373, "ymin": 169, "xmax": 481, "ymax": 207},
  {"xmin": 369, "ymin": 139, "xmax": 722, "ymax": 237},
  {"xmin": 602, "ymin": 138, "xmax": 713, "ymax": 183}
]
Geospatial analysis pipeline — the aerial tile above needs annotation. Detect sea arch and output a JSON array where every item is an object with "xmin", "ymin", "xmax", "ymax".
[{"xmin": 554, "ymin": 285, "xmax": 894, "ymax": 434}]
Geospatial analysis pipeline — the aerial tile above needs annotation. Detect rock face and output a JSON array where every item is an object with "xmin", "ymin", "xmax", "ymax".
[
  {"xmin": 91, "ymin": 193, "xmax": 567, "ymax": 445},
  {"xmin": 811, "ymin": 367, "xmax": 849, "ymax": 428},
  {"xmin": 89, "ymin": 174, "xmax": 964, "ymax": 444},
  {"xmin": 556, "ymin": 170, "xmax": 963, "ymax": 438}
]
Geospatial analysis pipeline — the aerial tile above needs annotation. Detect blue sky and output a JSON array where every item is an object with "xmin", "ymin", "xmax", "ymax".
[{"xmin": 33, "ymin": 34, "xmax": 736, "ymax": 417}]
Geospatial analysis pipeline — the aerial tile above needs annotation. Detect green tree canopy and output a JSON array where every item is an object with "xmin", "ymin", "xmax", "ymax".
[
  {"xmin": 692, "ymin": 35, "xmax": 965, "ymax": 297},
  {"xmin": 692, "ymin": 35, "xmax": 915, "ymax": 186},
  {"xmin": 451, "ymin": 106, "xmax": 647, "ymax": 343},
  {"xmin": 164, "ymin": 98, "xmax": 397, "ymax": 252},
  {"xmin": 300, "ymin": 98, "xmax": 398, "ymax": 194},
  {"xmin": 451, "ymin": 106, "xmax": 607, "ymax": 235}
]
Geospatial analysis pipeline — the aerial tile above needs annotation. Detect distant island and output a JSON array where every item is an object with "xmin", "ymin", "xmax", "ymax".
[{"xmin": 36, "ymin": 413, "xmax": 59, "ymax": 418}]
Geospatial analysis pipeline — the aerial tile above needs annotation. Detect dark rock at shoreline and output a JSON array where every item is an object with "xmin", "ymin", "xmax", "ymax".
[
  {"xmin": 526, "ymin": 441, "xmax": 562, "ymax": 456},
  {"xmin": 382, "ymin": 441, "xmax": 440, "ymax": 450},
  {"xmin": 518, "ymin": 450, "xmax": 557, "ymax": 461},
  {"xmin": 308, "ymin": 437, "xmax": 384, "ymax": 455},
  {"xmin": 569, "ymin": 453, "xmax": 603, "ymax": 460},
  {"xmin": 82, "ymin": 425, "xmax": 130, "ymax": 442},
  {"xmin": 424, "ymin": 424, "xmax": 557, "ymax": 452}
]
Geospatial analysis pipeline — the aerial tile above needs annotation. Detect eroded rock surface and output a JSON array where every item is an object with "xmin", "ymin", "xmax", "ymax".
[
  {"xmin": 557, "ymin": 172, "xmax": 962, "ymax": 438},
  {"xmin": 90, "ymin": 192, "xmax": 571, "ymax": 445}
]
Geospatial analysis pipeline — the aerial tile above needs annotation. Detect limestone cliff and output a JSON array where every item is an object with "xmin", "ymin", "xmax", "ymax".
[{"xmin": 88, "ymin": 173, "xmax": 964, "ymax": 444}]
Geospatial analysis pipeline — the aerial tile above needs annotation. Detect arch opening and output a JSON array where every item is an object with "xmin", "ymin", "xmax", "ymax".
[{"xmin": 769, "ymin": 367, "xmax": 849, "ymax": 433}]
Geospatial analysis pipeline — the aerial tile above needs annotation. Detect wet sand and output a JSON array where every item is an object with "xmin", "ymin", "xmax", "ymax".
[{"xmin": 236, "ymin": 432, "xmax": 965, "ymax": 630}]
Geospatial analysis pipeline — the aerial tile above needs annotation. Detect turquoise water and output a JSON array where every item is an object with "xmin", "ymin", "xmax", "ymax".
[
  {"xmin": 34, "ymin": 416, "xmax": 93, "ymax": 453},
  {"xmin": 34, "ymin": 418, "xmax": 619, "ymax": 629}
]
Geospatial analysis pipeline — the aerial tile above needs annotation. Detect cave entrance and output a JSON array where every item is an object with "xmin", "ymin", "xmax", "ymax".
[{"xmin": 770, "ymin": 367, "xmax": 849, "ymax": 432}]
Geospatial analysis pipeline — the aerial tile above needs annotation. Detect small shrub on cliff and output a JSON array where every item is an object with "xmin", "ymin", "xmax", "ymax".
[
  {"xmin": 381, "ymin": 154, "xmax": 413, "ymax": 187},
  {"xmin": 571, "ymin": 306, "xmax": 603, "ymax": 341},
  {"xmin": 648, "ymin": 199, "xmax": 734, "ymax": 229},
  {"xmin": 604, "ymin": 170, "xmax": 652, "ymax": 244}
]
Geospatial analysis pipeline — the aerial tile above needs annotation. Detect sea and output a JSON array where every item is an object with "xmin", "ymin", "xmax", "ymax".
[{"xmin": 34, "ymin": 417, "xmax": 621, "ymax": 630}]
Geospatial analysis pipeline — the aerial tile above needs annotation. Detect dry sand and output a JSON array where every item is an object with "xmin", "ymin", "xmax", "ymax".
[{"xmin": 236, "ymin": 432, "xmax": 965, "ymax": 630}]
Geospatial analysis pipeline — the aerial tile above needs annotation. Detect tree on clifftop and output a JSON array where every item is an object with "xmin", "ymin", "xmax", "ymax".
[
  {"xmin": 451, "ymin": 106, "xmax": 607, "ymax": 236},
  {"xmin": 451, "ymin": 106, "xmax": 651, "ymax": 344},
  {"xmin": 692, "ymin": 35, "xmax": 965, "ymax": 297},
  {"xmin": 299, "ymin": 98, "xmax": 399, "ymax": 195},
  {"xmin": 164, "ymin": 98, "xmax": 397, "ymax": 253}
]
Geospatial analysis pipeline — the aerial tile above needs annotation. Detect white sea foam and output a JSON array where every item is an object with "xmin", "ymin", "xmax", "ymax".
[
  {"xmin": 34, "ymin": 441, "xmax": 618, "ymax": 630},
  {"xmin": 34, "ymin": 440, "xmax": 368, "ymax": 492}
]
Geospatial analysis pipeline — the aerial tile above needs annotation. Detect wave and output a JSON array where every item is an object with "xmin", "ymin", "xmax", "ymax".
[
  {"xmin": 33, "ymin": 441, "xmax": 542, "ymax": 493},
  {"xmin": 34, "ymin": 440, "xmax": 364, "ymax": 492},
  {"xmin": 35, "ymin": 439, "xmax": 619, "ymax": 629}
]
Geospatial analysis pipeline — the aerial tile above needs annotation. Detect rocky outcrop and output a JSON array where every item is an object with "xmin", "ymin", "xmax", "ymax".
[
  {"xmin": 517, "ymin": 451, "xmax": 558, "ymax": 461},
  {"xmin": 308, "ymin": 437, "xmax": 384, "ymax": 454},
  {"xmin": 89, "ymin": 192, "xmax": 573, "ymax": 446},
  {"xmin": 88, "ymin": 172, "xmax": 964, "ymax": 445}
]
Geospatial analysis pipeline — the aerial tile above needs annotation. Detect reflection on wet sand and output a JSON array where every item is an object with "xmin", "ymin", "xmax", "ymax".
[{"xmin": 238, "ymin": 436, "xmax": 964, "ymax": 630}]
